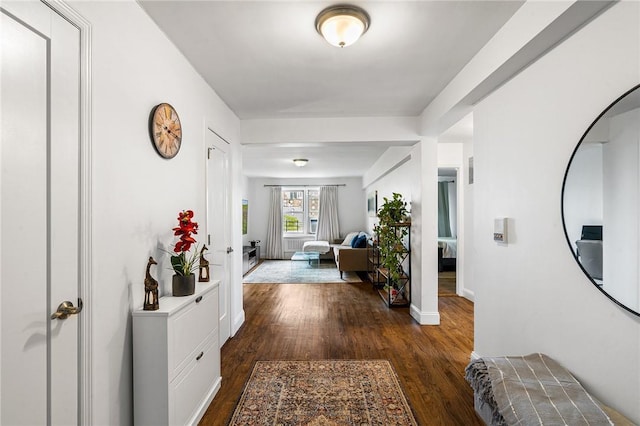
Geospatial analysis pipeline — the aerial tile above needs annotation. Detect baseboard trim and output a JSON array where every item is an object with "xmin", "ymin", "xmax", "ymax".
[
  {"xmin": 232, "ymin": 310, "xmax": 245, "ymax": 337},
  {"xmin": 462, "ymin": 288, "xmax": 475, "ymax": 302},
  {"xmin": 410, "ymin": 304, "xmax": 440, "ymax": 325}
]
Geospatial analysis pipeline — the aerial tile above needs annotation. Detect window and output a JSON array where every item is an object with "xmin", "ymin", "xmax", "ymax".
[{"xmin": 282, "ymin": 187, "xmax": 320, "ymax": 235}]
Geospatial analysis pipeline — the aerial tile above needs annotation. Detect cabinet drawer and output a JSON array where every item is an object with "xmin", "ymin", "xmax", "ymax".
[
  {"xmin": 170, "ymin": 333, "xmax": 220, "ymax": 425},
  {"xmin": 169, "ymin": 286, "xmax": 218, "ymax": 376}
]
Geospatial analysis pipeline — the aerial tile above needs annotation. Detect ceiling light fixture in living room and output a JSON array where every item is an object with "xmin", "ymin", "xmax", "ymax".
[
  {"xmin": 293, "ymin": 158, "xmax": 308, "ymax": 167},
  {"xmin": 315, "ymin": 4, "xmax": 370, "ymax": 48}
]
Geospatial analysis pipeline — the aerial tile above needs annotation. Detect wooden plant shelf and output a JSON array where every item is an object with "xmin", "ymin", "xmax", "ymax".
[{"xmin": 372, "ymin": 222, "xmax": 411, "ymax": 308}]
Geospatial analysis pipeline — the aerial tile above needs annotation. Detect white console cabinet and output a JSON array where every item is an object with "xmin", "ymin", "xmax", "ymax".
[{"xmin": 133, "ymin": 281, "xmax": 221, "ymax": 425}]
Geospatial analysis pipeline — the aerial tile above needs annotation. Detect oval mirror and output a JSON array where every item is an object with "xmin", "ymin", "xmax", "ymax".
[{"xmin": 562, "ymin": 84, "xmax": 640, "ymax": 317}]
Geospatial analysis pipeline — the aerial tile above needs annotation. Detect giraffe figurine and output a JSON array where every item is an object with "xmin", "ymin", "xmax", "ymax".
[
  {"xmin": 198, "ymin": 245, "xmax": 210, "ymax": 282},
  {"xmin": 144, "ymin": 257, "xmax": 159, "ymax": 311}
]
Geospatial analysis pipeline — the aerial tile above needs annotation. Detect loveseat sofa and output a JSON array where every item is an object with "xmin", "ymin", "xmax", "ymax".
[{"xmin": 331, "ymin": 232, "xmax": 370, "ymax": 278}]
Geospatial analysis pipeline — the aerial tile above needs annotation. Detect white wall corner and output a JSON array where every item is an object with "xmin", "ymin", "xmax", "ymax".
[{"xmin": 410, "ymin": 304, "xmax": 441, "ymax": 325}]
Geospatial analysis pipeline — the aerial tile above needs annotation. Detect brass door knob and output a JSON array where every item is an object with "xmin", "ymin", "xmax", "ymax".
[{"xmin": 51, "ymin": 298, "xmax": 83, "ymax": 320}]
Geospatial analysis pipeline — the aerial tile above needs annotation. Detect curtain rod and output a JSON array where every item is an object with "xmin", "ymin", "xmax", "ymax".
[{"xmin": 263, "ymin": 184, "xmax": 346, "ymax": 187}]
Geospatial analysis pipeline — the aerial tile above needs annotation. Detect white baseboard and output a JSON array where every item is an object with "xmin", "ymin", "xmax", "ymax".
[
  {"xmin": 410, "ymin": 304, "xmax": 440, "ymax": 325},
  {"xmin": 231, "ymin": 310, "xmax": 245, "ymax": 337},
  {"xmin": 462, "ymin": 288, "xmax": 475, "ymax": 302}
]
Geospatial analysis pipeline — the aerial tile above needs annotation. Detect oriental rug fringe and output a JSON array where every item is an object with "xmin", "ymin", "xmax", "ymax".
[{"xmin": 228, "ymin": 359, "xmax": 418, "ymax": 426}]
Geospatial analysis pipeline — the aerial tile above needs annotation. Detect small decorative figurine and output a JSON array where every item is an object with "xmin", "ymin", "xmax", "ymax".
[
  {"xmin": 144, "ymin": 257, "xmax": 159, "ymax": 311},
  {"xmin": 198, "ymin": 245, "xmax": 210, "ymax": 282}
]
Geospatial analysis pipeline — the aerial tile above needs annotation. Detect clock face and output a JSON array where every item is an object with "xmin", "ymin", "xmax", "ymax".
[{"xmin": 149, "ymin": 103, "xmax": 182, "ymax": 159}]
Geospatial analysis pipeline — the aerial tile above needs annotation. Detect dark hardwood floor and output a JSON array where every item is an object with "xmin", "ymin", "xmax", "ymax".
[{"xmin": 200, "ymin": 281, "xmax": 481, "ymax": 426}]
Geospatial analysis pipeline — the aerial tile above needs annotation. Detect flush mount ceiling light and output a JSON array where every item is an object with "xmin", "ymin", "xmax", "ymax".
[
  {"xmin": 293, "ymin": 158, "xmax": 308, "ymax": 167},
  {"xmin": 315, "ymin": 4, "xmax": 370, "ymax": 48}
]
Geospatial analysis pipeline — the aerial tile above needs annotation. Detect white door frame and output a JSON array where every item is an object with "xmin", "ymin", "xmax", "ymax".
[
  {"xmin": 453, "ymin": 167, "xmax": 463, "ymax": 296},
  {"xmin": 42, "ymin": 1, "xmax": 93, "ymax": 423},
  {"xmin": 437, "ymin": 165, "xmax": 464, "ymax": 297}
]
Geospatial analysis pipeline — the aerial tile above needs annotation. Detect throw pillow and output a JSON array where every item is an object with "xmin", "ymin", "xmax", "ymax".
[
  {"xmin": 342, "ymin": 231, "xmax": 359, "ymax": 246},
  {"xmin": 353, "ymin": 234, "xmax": 367, "ymax": 248}
]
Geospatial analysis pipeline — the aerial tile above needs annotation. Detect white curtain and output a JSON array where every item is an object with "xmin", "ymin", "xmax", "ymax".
[
  {"xmin": 265, "ymin": 187, "xmax": 284, "ymax": 259},
  {"xmin": 316, "ymin": 186, "xmax": 340, "ymax": 242}
]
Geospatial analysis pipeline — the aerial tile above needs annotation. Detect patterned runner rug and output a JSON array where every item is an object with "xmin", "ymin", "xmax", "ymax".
[{"xmin": 228, "ymin": 360, "xmax": 418, "ymax": 425}]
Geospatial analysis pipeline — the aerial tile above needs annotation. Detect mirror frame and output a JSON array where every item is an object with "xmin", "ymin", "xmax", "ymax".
[{"xmin": 561, "ymin": 83, "xmax": 640, "ymax": 318}]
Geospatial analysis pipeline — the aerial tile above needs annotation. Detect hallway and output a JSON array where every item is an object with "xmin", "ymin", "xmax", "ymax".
[{"xmin": 200, "ymin": 282, "xmax": 480, "ymax": 425}]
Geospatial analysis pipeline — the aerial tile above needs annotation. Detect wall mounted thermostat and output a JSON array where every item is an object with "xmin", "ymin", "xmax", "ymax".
[{"xmin": 494, "ymin": 218, "xmax": 508, "ymax": 242}]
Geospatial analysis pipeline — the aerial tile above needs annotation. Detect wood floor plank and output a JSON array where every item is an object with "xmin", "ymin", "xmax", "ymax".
[{"xmin": 199, "ymin": 282, "xmax": 481, "ymax": 426}]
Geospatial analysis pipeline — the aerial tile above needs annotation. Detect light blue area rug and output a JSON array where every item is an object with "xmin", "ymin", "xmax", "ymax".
[{"xmin": 243, "ymin": 260, "xmax": 362, "ymax": 284}]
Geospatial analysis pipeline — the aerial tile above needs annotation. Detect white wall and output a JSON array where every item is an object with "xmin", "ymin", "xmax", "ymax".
[
  {"xmin": 364, "ymin": 147, "xmax": 415, "ymax": 234},
  {"xmin": 245, "ymin": 176, "xmax": 366, "ymax": 253},
  {"xmin": 473, "ymin": 2, "xmax": 640, "ymax": 422},
  {"xmin": 438, "ymin": 143, "xmax": 463, "ymax": 166},
  {"xmin": 366, "ymin": 168, "xmax": 414, "ymax": 233},
  {"xmin": 68, "ymin": 2, "xmax": 241, "ymax": 424}
]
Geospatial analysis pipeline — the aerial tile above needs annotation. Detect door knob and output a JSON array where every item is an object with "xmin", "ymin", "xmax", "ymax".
[
  {"xmin": 51, "ymin": 298, "xmax": 83, "ymax": 320},
  {"xmin": 226, "ymin": 247, "xmax": 234, "ymax": 254}
]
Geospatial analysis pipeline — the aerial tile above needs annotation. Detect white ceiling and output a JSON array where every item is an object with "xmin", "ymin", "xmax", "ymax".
[{"xmin": 139, "ymin": 1, "xmax": 523, "ymax": 178}]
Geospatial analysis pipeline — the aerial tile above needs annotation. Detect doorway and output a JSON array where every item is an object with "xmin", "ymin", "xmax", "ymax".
[{"xmin": 438, "ymin": 168, "xmax": 458, "ymax": 296}]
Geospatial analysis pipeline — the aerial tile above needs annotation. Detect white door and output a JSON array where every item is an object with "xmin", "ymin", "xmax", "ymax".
[
  {"xmin": 206, "ymin": 129, "xmax": 231, "ymax": 346},
  {"xmin": 1, "ymin": 2, "xmax": 81, "ymax": 424}
]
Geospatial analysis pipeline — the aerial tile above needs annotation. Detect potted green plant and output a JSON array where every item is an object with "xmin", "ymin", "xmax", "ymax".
[
  {"xmin": 374, "ymin": 193, "xmax": 409, "ymax": 288},
  {"xmin": 169, "ymin": 210, "xmax": 200, "ymax": 296}
]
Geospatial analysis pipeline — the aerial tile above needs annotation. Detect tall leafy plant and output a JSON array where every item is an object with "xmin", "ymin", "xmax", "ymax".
[{"xmin": 374, "ymin": 193, "xmax": 409, "ymax": 286}]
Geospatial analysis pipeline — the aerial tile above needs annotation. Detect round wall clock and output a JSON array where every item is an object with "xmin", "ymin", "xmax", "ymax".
[{"xmin": 149, "ymin": 103, "xmax": 182, "ymax": 159}]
